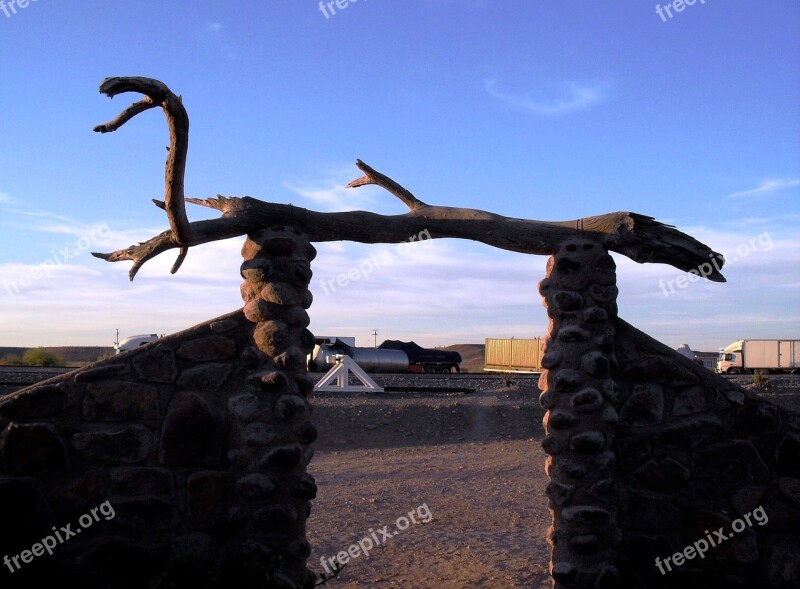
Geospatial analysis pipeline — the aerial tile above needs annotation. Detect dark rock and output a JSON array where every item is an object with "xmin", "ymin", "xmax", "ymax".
[
  {"xmin": 628, "ymin": 490, "xmax": 681, "ymax": 531},
  {"xmin": 692, "ymin": 440, "xmax": 770, "ymax": 483},
  {"xmin": 240, "ymin": 257, "xmax": 273, "ymax": 283},
  {"xmin": 176, "ymin": 336, "xmax": 237, "ymax": 362},
  {"xmin": 110, "ymin": 467, "xmax": 172, "ymax": 496},
  {"xmin": 50, "ymin": 469, "xmax": 108, "ymax": 518},
  {"xmin": 253, "ymin": 320, "xmax": 290, "ymax": 356},
  {"xmin": 570, "ymin": 430, "xmax": 606, "ymax": 453},
  {"xmin": 72, "ymin": 425, "xmax": 152, "ymax": 465},
  {"xmin": 274, "ymin": 347, "xmax": 307, "ymax": 371},
  {"xmin": 291, "ymin": 474, "xmax": 317, "ymax": 500},
  {"xmin": 260, "ymin": 282, "xmax": 300, "ymax": 306},
  {"xmin": 247, "ymin": 370, "xmax": 289, "ymax": 393},
  {"xmin": 545, "ymin": 480, "xmax": 573, "ymax": 507},
  {"xmin": 75, "ymin": 363, "xmax": 131, "ymax": 383},
  {"xmin": 569, "ymin": 388, "xmax": 603, "ymax": 413},
  {"xmin": 631, "ymin": 457, "xmax": 691, "ymax": 493},
  {"xmin": 261, "ymin": 444, "xmax": 303, "ymax": 469},
  {"xmin": 0, "ymin": 384, "xmax": 72, "ymax": 419},
  {"xmin": 159, "ymin": 393, "xmax": 221, "ymax": 466},
  {"xmin": 619, "ymin": 384, "xmax": 663, "ymax": 426},
  {"xmin": 243, "ymin": 422, "xmax": 277, "ymax": 446},
  {"xmin": 83, "ymin": 381, "xmax": 159, "ymax": 421},
  {"xmin": 562, "ymin": 505, "xmax": 612, "ymax": 526},
  {"xmin": 568, "ymin": 534, "xmax": 601, "ymax": 554},
  {"xmin": 580, "ymin": 351, "xmax": 610, "ymax": 377},
  {"xmin": 672, "ymin": 385, "xmax": 707, "ymax": 416},
  {"xmin": 545, "ymin": 410, "xmax": 576, "ymax": 431},
  {"xmin": 114, "ymin": 496, "xmax": 179, "ymax": 531},
  {"xmin": 177, "ymin": 362, "xmax": 232, "ymax": 391},
  {"xmin": 132, "ymin": 350, "xmax": 177, "ymax": 383},
  {"xmin": 187, "ymin": 471, "xmax": 228, "ymax": 527},
  {"xmin": 734, "ymin": 403, "xmax": 781, "ymax": 435},
  {"xmin": 253, "ymin": 503, "xmax": 299, "ymax": 530},
  {"xmin": 2, "ymin": 422, "xmax": 69, "ymax": 474},
  {"xmin": 552, "ymin": 369, "xmax": 583, "ymax": 392},
  {"xmin": 276, "ymin": 394, "xmax": 307, "ymax": 421},
  {"xmin": 236, "ymin": 473, "xmax": 275, "ymax": 501},
  {"xmin": 776, "ymin": 433, "xmax": 800, "ymax": 477},
  {"xmin": 730, "ymin": 485, "xmax": 768, "ymax": 515},
  {"xmin": 228, "ymin": 393, "xmax": 260, "ymax": 422},
  {"xmin": 293, "ymin": 422, "xmax": 318, "ymax": 445},
  {"xmin": 557, "ymin": 326, "xmax": 591, "ymax": 343}
]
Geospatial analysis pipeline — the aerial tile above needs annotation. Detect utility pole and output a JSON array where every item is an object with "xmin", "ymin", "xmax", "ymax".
[{"xmin": 372, "ymin": 329, "xmax": 379, "ymax": 349}]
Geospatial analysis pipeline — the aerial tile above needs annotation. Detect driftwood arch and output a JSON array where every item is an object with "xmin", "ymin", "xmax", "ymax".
[{"xmin": 91, "ymin": 77, "xmax": 731, "ymax": 588}]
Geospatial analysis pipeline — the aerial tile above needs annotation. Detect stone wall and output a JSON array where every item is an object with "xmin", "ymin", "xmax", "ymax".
[
  {"xmin": 539, "ymin": 239, "xmax": 800, "ymax": 589},
  {"xmin": 2, "ymin": 232, "xmax": 798, "ymax": 588},
  {"xmin": 0, "ymin": 227, "xmax": 317, "ymax": 589}
]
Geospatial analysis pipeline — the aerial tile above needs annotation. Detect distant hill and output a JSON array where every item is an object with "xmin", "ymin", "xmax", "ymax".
[
  {"xmin": 440, "ymin": 343, "xmax": 485, "ymax": 373},
  {"xmin": 0, "ymin": 346, "xmax": 114, "ymax": 366}
]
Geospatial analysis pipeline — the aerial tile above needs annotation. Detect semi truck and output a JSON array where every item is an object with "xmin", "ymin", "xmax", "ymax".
[{"xmin": 716, "ymin": 339, "xmax": 800, "ymax": 374}]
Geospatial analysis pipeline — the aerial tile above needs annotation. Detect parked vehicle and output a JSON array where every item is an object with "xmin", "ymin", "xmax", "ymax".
[
  {"xmin": 308, "ymin": 337, "xmax": 461, "ymax": 373},
  {"xmin": 379, "ymin": 340, "xmax": 461, "ymax": 373},
  {"xmin": 484, "ymin": 338, "xmax": 546, "ymax": 373},
  {"xmin": 115, "ymin": 334, "xmax": 159, "ymax": 354},
  {"xmin": 716, "ymin": 339, "xmax": 800, "ymax": 374}
]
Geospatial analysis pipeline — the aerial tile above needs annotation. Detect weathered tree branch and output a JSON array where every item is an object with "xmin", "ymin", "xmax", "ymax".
[
  {"xmin": 90, "ymin": 77, "xmax": 725, "ymax": 283},
  {"xmin": 346, "ymin": 159, "xmax": 427, "ymax": 210},
  {"xmin": 94, "ymin": 76, "xmax": 191, "ymax": 272},
  {"xmin": 94, "ymin": 167, "xmax": 726, "ymax": 282}
]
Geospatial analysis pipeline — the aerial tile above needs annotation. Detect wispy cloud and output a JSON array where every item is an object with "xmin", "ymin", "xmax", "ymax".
[
  {"xmin": 483, "ymin": 79, "xmax": 608, "ymax": 115},
  {"xmin": 0, "ymin": 193, "xmax": 11, "ymax": 204},
  {"xmin": 283, "ymin": 164, "xmax": 390, "ymax": 213},
  {"xmin": 728, "ymin": 178, "xmax": 800, "ymax": 198},
  {"xmin": 207, "ymin": 22, "xmax": 222, "ymax": 33}
]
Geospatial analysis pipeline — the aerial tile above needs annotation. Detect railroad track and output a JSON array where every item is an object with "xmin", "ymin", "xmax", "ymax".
[{"xmin": 0, "ymin": 365, "xmax": 74, "ymax": 389}]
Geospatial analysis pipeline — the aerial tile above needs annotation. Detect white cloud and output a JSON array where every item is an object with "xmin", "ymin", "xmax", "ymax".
[
  {"xmin": 483, "ymin": 79, "xmax": 607, "ymax": 115},
  {"xmin": 283, "ymin": 164, "xmax": 398, "ymax": 213},
  {"xmin": 728, "ymin": 178, "xmax": 800, "ymax": 198},
  {"xmin": 0, "ymin": 193, "xmax": 11, "ymax": 204}
]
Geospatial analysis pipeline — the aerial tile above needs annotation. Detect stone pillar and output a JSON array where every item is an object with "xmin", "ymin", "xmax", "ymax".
[
  {"xmin": 538, "ymin": 238, "xmax": 622, "ymax": 588},
  {"xmin": 230, "ymin": 226, "xmax": 318, "ymax": 588}
]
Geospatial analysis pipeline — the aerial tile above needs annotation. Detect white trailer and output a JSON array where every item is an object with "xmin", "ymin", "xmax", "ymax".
[{"xmin": 716, "ymin": 339, "xmax": 800, "ymax": 374}]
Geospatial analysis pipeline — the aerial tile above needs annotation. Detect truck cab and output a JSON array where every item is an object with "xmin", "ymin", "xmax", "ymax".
[
  {"xmin": 115, "ymin": 334, "xmax": 159, "ymax": 354},
  {"xmin": 717, "ymin": 344, "xmax": 742, "ymax": 374}
]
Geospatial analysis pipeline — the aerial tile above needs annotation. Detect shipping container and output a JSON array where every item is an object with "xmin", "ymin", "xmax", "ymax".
[{"xmin": 484, "ymin": 338, "xmax": 546, "ymax": 373}]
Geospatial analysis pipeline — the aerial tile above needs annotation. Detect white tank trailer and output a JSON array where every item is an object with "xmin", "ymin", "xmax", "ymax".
[{"xmin": 308, "ymin": 337, "xmax": 461, "ymax": 373}]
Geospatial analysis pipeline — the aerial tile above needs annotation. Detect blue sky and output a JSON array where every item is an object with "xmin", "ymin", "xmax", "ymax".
[{"xmin": 1, "ymin": 0, "xmax": 798, "ymax": 351}]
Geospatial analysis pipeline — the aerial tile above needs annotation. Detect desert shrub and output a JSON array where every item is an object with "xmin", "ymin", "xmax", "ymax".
[
  {"xmin": 0, "ymin": 355, "xmax": 23, "ymax": 365},
  {"xmin": 22, "ymin": 348, "xmax": 65, "ymax": 367},
  {"xmin": 753, "ymin": 372, "xmax": 772, "ymax": 388}
]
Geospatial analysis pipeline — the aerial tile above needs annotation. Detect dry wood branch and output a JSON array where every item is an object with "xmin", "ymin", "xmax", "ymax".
[
  {"xmin": 94, "ymin": 162, "xmax": 726, "ymax": 282},
  {"xmin": 94, "ymin": 76, "xmax": 191, "ymax": 261},
  {"xmin": 346, "ymin": 159, "xmax": 427, "ymax": 210}
]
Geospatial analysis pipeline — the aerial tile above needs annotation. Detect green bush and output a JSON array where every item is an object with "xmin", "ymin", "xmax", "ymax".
[{"xmin": 22, "ymin": 348, "xmax": 65, "ymax": 367}]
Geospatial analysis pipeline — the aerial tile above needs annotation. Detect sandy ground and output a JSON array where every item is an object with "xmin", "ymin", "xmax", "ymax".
[
  {"xmin": 306, "ymin": 386, "xmax": 553, "ymax": 588},
  {"xmin": 304, "ymin": 375, "xmax": 800, "ymax": 589}
]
